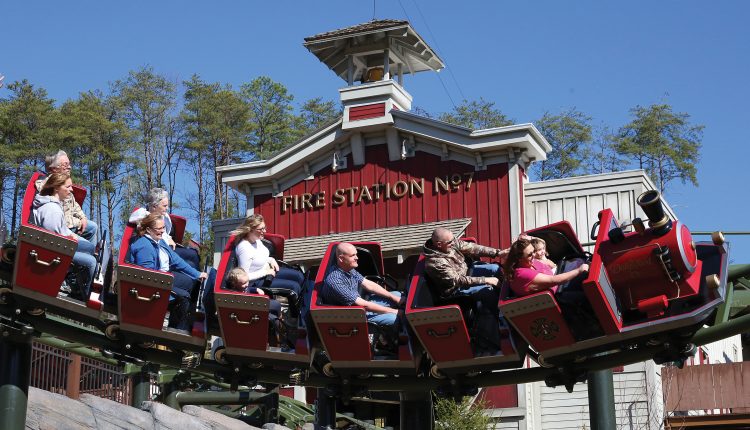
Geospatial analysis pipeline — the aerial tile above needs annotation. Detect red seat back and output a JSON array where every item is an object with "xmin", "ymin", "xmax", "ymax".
[
  {"xmin": 169, "ymin": 214, "xmax": 186, "ymax": 244},
  {"xmin": 214, "ymin": 235, "xmax": 237, "ymax": 294},
  {"xmin": 262, "ymin": 233, "xmax": 285, "ymax": 261},
  {"xmin": 71, "ymin": 185, "xmax": 86, "ymax": 208},
  {"xmin": 22, "ymin": 172, "xmax": 44, "ymax": 227},
  {"xmin": 119, "ymin": 209, "xmax": 140, "ymax": 265}
]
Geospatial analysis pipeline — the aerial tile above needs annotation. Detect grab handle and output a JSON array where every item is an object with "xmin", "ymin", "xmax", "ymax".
[
  {"xmin": 230, "ymin": 313, "xmax": 260, "ymax": 325},
  {"xmin": 590, "ymin": 221, "xmax": 600, "ymax": 241},
  {"xmin": 128, "ymin": 288, "xmax": 161, "ymax": 302},
  {"xmin": 328, "ymin": 327, "xmax": 359, "ymax": 338},
  {"xmin": 29, "ymin": 250, "xmax": 61, "ymax": 267},
  {"xmin": 427, "ymin": 326, "xmax": 456, "ymax": 339}
]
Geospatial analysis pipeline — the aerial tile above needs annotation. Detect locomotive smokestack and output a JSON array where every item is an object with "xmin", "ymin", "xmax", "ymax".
[{"xmin": 637, "ymin": 190, "xmax": 672, "ymax": 236}]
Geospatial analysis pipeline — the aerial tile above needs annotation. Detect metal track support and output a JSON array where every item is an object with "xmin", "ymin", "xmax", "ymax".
[
  {"xmin": 0, "ymin": 320, "xmax": 33, "ymax": 430},
  {"xmin": 314, "ymin": 387, "xmax": 337, "ymax": 430},
  {"xmin": 400, "ymin": 390, "xmax": 433, "ymax": 430},
  {"xmin": 588, "ymin": 369, "xmax": 616, "ymax": 430}
]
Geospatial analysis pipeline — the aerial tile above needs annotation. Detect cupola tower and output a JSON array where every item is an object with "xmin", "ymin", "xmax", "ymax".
[{"xmin": 304, "ymin": 19, "xmax": 444, "ymax": 130}]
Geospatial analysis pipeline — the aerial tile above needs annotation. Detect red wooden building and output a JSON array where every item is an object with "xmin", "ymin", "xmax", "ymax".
[{"xmin": 216, "ymin": 19, "xmax": 550, "ymax": 275}]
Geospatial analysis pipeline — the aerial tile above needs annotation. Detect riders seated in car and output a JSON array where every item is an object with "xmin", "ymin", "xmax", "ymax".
[
  {"xmin": 127, "ymin": 213, "xmax": 208, "ymax": 331},
  {"xmin": 32, "ymin": 172, "xmax": 97, "ymax": 300}
]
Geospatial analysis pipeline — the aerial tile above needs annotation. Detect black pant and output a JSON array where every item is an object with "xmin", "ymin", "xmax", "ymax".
[
  {"xmin": 175, "ymin": 246, "xmax": 200, "ymax": 271},
  {"xmin": 168, "ymin": 271, "xmax": 198, "ymax": 330}
]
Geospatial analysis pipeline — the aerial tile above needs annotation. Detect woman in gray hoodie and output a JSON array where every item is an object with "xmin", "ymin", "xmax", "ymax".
[{"xmin": 33, "ymin": 172, "xmax": 97, "ymax": 300}]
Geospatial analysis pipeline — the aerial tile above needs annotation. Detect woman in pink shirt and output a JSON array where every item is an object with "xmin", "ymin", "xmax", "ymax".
[{"xmin": 502, "ymin": 238, "xmax": 589, "ymax": 297}]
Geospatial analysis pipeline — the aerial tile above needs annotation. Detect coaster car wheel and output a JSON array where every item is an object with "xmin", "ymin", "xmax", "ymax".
[
  {"xmin": 310, "ymin": 351, "xmax": 336, "ymax": 377},
  {"xmin": 104, "ymin": 322, "xmax": 121, "ymax": 341},
  {"xmin": 536, "ymin": 354, "xmax": 556, "ymax": 368},
  {"xmin": 27, "ymin": 307, "xmax": 45, "ymax": 316},
  {"xmin": 429, "ymin": 364, "xmax": 446, "ymax": 379},
  {"xmin": 322, "ymin": 362, "xmax": 337, "ymax": 378},
  {"xmin": 1, "ymin": 244, "xmax": 15, "ymax": 264},
  {"xmin": 0, "ymin": 287, "xmax": 12, "ymax": 305},
  {"xmin": 213, "ymin": 346, "xmax": 228, "ymax": 365}
]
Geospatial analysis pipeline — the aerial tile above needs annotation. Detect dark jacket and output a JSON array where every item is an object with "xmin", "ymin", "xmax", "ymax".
[{"xmin": 423, "ymin": 238, "xmax": 499, "ymax": 298}]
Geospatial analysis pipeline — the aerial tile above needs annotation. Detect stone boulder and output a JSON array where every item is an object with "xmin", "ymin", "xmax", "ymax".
[{"xmin": 23, "ymin": 387, "xmax": 276, "ymax": 430}]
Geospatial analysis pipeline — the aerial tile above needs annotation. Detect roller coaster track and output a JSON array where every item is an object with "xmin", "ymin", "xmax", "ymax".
[
  {"xmin": 3, "ymin": 265, "xmax": 750, "ymax": 393},
  {"xmin": 2, "ymin": 220, "xmax": 749, "ymax": 430}
]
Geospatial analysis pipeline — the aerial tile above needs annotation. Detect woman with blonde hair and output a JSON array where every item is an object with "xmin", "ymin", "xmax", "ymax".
[{"xmin": 231, "ymin": 214, "xmax": 304, "ymax": 297}]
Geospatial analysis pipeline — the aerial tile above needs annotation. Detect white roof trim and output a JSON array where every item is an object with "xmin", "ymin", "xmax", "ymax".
[
  {"xmin": 218, "ymin": 111, "xmax": 551, "ymax": 191},
  {"xmin": 391, "ymin": 110, "xmax": 551, "ymax": 162}
]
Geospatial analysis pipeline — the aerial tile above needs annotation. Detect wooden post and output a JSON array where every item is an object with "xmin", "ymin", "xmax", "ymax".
[
  {"xmin": 383, "ymin": 49, "xmax": 390, "ymax": 80},
  {"xmin": 347, "ymin": 55, "xmax": 354, "ymax": 85},
  {"xmin": 65, "ymin": 353, "xmax": 81, "ymax": 399}
]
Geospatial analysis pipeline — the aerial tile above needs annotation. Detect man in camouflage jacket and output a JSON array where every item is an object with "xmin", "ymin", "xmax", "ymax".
[
  {"xmin": 35, "ymin": 150, "xmax": 98, "ymax": 241},
  {"xmin": 423, "ymin": 227, "xmax": 507, "ymax": 299},
  {"xmin": 423, "ymin": 227, "xmax": 508, "ymax": 353}
]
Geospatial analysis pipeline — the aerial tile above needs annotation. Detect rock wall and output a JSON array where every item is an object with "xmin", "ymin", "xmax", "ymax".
[{"xmin": 24, "ymin": 386, "xmax": 298, "ymax": 430}]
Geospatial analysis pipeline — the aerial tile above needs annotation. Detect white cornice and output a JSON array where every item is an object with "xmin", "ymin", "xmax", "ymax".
[
  {"xmin": 390, "ymin": 110, "xmax": 551, "ymax": 162},
  {"xmin": 218, "ymin": 111, "xmax": 552, "ymax": 192}
]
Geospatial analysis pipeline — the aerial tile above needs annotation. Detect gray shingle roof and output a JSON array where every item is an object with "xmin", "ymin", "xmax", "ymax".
[
  {"xmin": 284, "ymin": 218, "xmax": 472, "ymax": 263},
  {"xmin": 304, "ymin": 19, "xmax": 409, "ymax": 43}
]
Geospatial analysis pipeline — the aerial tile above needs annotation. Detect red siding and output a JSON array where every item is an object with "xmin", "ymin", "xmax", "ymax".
[
  {"xmin": 478, "ymin": 385, "xmax": 518, "ymax": 409},
  {"xmin": 348, "ymin": 103, "xmax": 386, "ymax": 121},
  {"xmin": 254, "ymin": 145, "xmax": 513, "ymax": 251},
  {"xmin": 279, "ymin": 387, "xmax": 295, "ymax": 399}
]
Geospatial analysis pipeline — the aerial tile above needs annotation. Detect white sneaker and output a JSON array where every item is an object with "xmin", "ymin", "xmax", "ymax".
[
  {"xmin": 163, "ymin": 312, "xmax": 170, "ymax": 329},
  {"xmin": 94, "ymin": 271, "xmax": 105, "ymax": 286},
  {"xmin": 60, "ymin": 281, "xmax": 71, "ymax": 294}
]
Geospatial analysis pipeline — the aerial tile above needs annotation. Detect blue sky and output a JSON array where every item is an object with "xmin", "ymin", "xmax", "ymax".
[{"xmin": 3, "ymin": 1, "xmax": 749, "ymax": 263}]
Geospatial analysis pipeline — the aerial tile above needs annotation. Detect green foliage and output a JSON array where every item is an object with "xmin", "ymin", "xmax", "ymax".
[
  {"xmin": 438, "ymin": 98, "xmax": 513, "ymax": 129},
  {"xmin": 615, "ymin": 103, "xmax": 703, "ymax": 192},
  {"xmin": 57, "ymin": 90, "xmax": 131, "ymax": 248},
  {"xmin": 182, "ymin": 74, "xmax": 251, "ymax": 241},
  {"xmin": 434, "ymin": 395, "xmax": 492, "ymax": 430},
  {"xmin": 0, "ymin": 80, "xmax": 57, "ymax": 232},
  {"xmin": 240, "ymin": 76, "xmax": 295, "ymax": 158},
  {"xmin": 109, "ymin": 66, "xmax": 178, "ymax": 198},
  {"xmin": 294, "ymin": 97, "xmax": 341, "ymax": 139},
  {"xmin": 533, "ymin": 108, "xmax": 592, "ymax": 181},
  {"xmin": 586, "ymin": 124, "xmax": 626, "ymax": 175}
]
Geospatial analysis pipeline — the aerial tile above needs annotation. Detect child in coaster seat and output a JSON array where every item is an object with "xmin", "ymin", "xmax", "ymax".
[
  {"xmin": 226, "ymin": 267, "xmax": 286, "ymax": 347},
  {"xmin": 530, "ymin": 237, "xmax": 557, "ymax": 275},
  {"xmin": 226, "ymin": 267, "xmax": 282, "ymax": 318}
]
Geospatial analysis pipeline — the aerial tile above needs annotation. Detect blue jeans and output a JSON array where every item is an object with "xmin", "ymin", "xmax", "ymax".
[
  {"xmin": 79, "ymin": 220, "xmax": 98, "ymax": 241},
  {"xmin": 455, "ymin": 262, "xmax": 501, "ymax": 298},
  {"xmin": 454, "ymin": 262, "xmax": 501, "ymax": 317},
  {"xmin": 75, "ymin": 235, "xmax": 96, "ymax": 255},
  {"xmin": 72, "ymin": 240, "xmax": 97, "ymax": 299},
  {"xmin": 469, "ymin": 262, "xmax": 501, "ymax": 279},
  {"xmin": 366, "ymin": 290, "xmax": 401, "ymax": 328}
]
